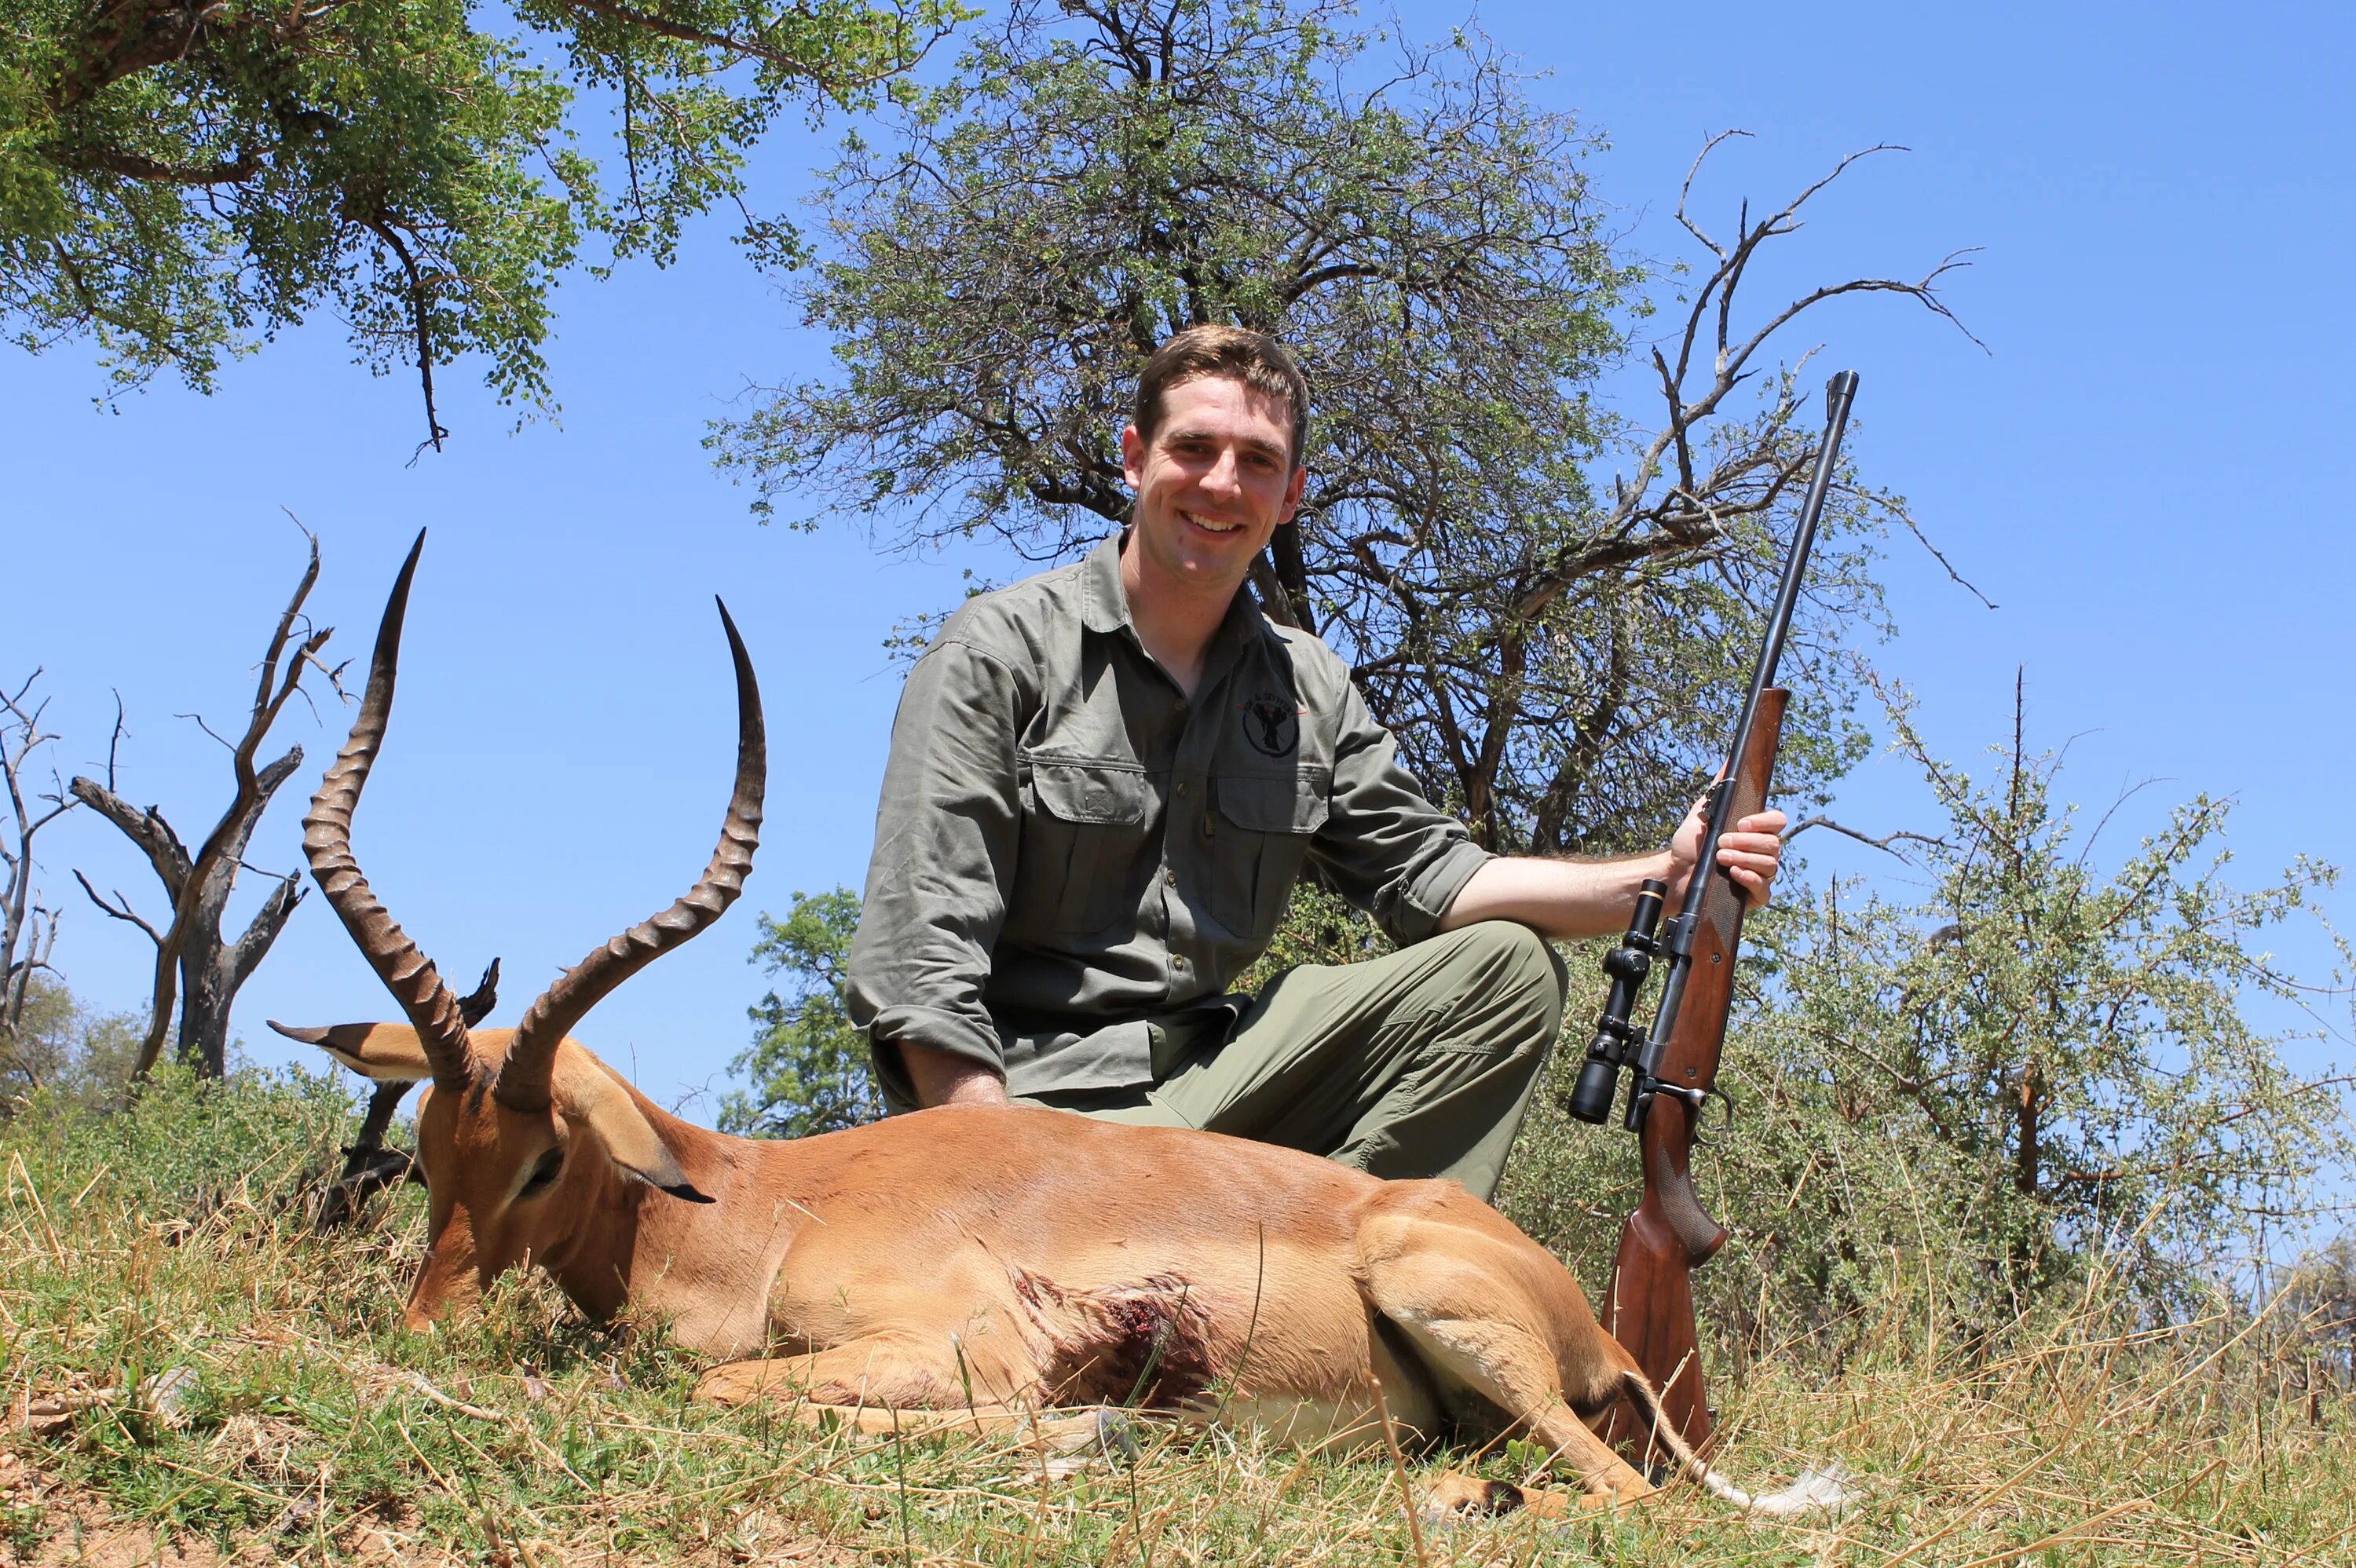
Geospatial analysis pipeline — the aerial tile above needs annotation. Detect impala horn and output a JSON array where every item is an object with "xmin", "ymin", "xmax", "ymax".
[
  {"xmin": 302, "ymin": 529, "xmax": 480, "ymax": 1095},
  {"xmin": 494, "ymin": 598, "xmax": 766, "ymax": 1112}
]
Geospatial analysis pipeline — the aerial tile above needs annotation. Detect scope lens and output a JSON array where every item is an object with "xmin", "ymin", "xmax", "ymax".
[{"xmin": 1568, "ymin": 1057, "xmax": 1619, "ymax": 1124}]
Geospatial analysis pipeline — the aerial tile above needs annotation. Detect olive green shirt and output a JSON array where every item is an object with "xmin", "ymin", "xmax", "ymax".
[{"xmin": 845, "ymin": 535, "xmax": 1494, "ymax": 1104}]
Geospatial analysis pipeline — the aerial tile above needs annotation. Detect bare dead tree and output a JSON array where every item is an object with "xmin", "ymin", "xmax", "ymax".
[
  {"xmin": 2, "ymin": 671, "xmax": 76, "ymax": 1089},
  {"xmin": 71, "ymin": 534, "xmax": 347, "ymax": 1077}
]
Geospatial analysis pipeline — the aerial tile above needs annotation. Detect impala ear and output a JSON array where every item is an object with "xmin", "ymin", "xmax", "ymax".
[
  {"xmin": 552, "ymin": 1051, "xmax": 714, "ymax": 1204},
  {"xmin": 270, "ymin": 1021, "xmax": 429, "ymax": 1084}
]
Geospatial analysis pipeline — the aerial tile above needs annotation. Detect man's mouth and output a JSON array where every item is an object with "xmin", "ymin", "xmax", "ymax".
[{"xmin": 1180, "ymin": 509, "xmax": 1242, "ymax": 535}]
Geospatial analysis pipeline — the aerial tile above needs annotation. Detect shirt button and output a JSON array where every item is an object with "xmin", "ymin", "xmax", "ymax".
[
  {"xmin": 1165, "ymin": 869, "xmax": 1177, "ymax": 886},
  {"xmin": 1174, "ymin": 955, "xmax": 1189, "ymax": 970}
]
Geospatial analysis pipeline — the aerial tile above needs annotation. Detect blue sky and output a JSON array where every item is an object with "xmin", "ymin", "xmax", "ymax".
[{"xmin": 6, "ymin": 0, "xmax": 2349, "ymax": 1111}]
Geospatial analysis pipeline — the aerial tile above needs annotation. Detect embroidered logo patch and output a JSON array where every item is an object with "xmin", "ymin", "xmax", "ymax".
[{"xmin": 1242, "ymin": 692, "xmax": 1301, "ymax": 758}]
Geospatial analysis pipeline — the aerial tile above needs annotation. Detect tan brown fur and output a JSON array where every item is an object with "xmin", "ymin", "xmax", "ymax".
[{"xmin": 304, "ymin": 1022, "xmax": 1661, "ymax": 1504}]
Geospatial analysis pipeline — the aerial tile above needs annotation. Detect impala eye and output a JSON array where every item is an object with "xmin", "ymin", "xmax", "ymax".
[{"xmin": 518, "ymin": 1148, "xmax": 564, "ymax": 1199}]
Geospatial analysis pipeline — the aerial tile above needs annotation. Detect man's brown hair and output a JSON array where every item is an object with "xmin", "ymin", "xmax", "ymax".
[{"xmin": 1132, "ymin": 325, "xmax": 1310, "ymax": 468}]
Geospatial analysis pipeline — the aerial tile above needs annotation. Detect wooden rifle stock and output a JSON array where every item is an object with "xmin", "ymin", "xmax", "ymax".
[{"xmin": 1601, "ymin": 687, "xmax": 1788, "ymax": 1458}]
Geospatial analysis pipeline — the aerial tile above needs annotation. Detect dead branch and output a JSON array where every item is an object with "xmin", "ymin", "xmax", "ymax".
[
  {"xmin": 1513, "ymin": 139, "xmax": 1985, "ymax": 627},
  {"xmin": 357, "ymin": 214, "xmax": 448, "ymax": 458},
  {"xmin": 1783, "ymin": 814, "xmax": 1954, "ymax": 862},
  {"xmin": 71, "ymin": 870, "xmax": 163, "ymax": 946},
  {"xmin": 68, "ymin": 780, "xmax": 192, "ymax": 894}
]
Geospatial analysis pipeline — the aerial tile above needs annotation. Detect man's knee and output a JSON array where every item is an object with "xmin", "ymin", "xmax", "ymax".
[
  {"xmin": 1451, "ymin": 918, "xmax": 1564, "ymax": 1026},
  {"xmin": 1437, "ymin": 921, "xmax": 1568, "ymax": 1052}
]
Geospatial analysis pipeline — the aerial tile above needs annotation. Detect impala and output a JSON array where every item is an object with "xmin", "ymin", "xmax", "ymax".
[{"xmin": 280, "ymin": 532, "xmax": 1839, "ymax": 1518}]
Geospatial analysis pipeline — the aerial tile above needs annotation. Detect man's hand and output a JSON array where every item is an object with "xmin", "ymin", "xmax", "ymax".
[
  {"xmin": 902, "ymin": 1043, "xmax": 1012, "ymax": 1109},
  {"xmin": 1666, "ymin": 796, "xmax": 1789, "ymax": 908}
]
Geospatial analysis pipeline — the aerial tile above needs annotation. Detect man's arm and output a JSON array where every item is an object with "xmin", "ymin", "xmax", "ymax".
[
  {"xmin": 845, "ymin": 634, "xmax": 1033, "ymax": 1111},
  {"xmin": 1437, "ymin": 806, "xmax": 1788, "ymax": 940},
  {"xmin": 902, "ymin": 1044, "xmax": 1012, "ymax": 1106}
]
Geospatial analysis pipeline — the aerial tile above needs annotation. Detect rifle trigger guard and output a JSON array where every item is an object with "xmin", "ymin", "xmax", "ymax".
[
  {"xmin": 1691, "ymin": 1082, "xmax": 1734, "ymax": 1147},
  {"xmin": 1644, "ymin": 1079, "xmax": 1734, "ymax": 1146}
]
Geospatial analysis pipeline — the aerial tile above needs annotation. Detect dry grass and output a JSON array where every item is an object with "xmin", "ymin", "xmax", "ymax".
[{"xmin": 2, "ymin": 1071, "xmax": 2350, "ymax": 1566}]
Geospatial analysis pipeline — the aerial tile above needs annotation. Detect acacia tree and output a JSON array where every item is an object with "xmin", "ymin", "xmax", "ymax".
[
  {"xmin": 69, "ymin": 535, "xmax": 345, "ymax": 1077},
  {"xmin": 1502, "ymin": 677, "xmax": 2356, "ymax": 1352},
  {"xmin": 2, "ymin": 0, "xmax": 964, "ymax": 448},
  {"xmin": 716, "ymin": 0, "xmax": 1981, "ymax": 853}
]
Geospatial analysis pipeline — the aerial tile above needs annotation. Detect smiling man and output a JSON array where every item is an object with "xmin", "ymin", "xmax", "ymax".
[{"xmin": 844, "ymin": 326, "xmax": 1784, "ymax": 1201}]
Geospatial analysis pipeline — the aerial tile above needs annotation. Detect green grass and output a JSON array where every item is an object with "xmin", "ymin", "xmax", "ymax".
[{"xmin": 2, "ymin": 1070, "xmax": 2350, "ymax": 1565}]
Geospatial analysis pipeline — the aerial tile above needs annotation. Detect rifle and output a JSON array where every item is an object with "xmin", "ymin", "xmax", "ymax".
[{"xmin": 1565, "ymin": 370, "xmax": 1860, "ymax": 1459}]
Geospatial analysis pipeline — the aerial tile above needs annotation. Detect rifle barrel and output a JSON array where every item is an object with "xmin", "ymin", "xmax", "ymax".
[{"xmin": 1643, "ymin": 371, "xmax": 1860, "ymax": 1068}]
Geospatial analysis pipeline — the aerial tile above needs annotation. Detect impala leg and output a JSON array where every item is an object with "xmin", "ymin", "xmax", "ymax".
[
  {"xmin": 694, "ymin": 1335, "xmax": 1114, "ymax": 1457},
  {"xmin": 1359, "ymin": 1204, "xmax": 1656, "ymax": 1512},
  {"xmin": 752, "ymin": 1398, "xmax": 1118, "ymax": 1456},
  {"xmin": 696, "ymin": 1331, "xmax": 1033, "ymax": 1412}
]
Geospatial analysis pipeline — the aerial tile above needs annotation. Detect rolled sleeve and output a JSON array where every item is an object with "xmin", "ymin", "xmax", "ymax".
[
  {"xmin": 1309, "ymin": 681, "xmax": 1494, "ymax": 945},
  {"xmin": 845, "ymin": 635, "xmax": 1031, "ymax": 1098}
]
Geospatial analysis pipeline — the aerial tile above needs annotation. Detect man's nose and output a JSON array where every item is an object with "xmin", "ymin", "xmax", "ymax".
[{"xmin": 1202, "ymin": 446, "xmax": 1245, "ymax": 497}]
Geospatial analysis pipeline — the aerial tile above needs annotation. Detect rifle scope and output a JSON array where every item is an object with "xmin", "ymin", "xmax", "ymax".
[{"xmin": 1568, "ymin": 879, "xmax": 1667, "ymax": 1124}]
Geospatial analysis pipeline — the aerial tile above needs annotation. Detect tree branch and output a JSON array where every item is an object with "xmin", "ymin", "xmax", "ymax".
[
  {"xmin": 68, "ymin": 777, "xmax": 190, "ymax": 896},
  {"xmin": 72, "ymin": 869, "xmax": 163, "ymax": 947},
  {"xmin": 64, "ymin": 145, "xmax": 263, "ymax": 185},
  {"xmin": 1783, "ymin": 814, "xmax": 1954, "ymax": 861},
  {"xmin": 356, "ymin": 215, "xmax": 447, "ymax": 457},
  {"xmin": 226, "ymin": 871, "xmax": 304, "ymax": 991},
  {"xmin": 552, "ymin": 0, "xmax": 945, "ymax": 91},
  {"xmin": 82, "ymin": 536, "xmax": 335, "ymax": 1076}
]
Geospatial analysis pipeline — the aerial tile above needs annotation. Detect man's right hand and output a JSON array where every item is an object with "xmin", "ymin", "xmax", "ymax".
[{"xmin": 902, "ymin": 1043, "xmax": 1012, "ymax": 1108}]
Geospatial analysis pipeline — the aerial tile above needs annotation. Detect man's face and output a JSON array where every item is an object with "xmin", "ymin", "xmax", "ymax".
[{"xmin": 1121, "ymin": 375, "xmax": 1307, "ymax": 605}]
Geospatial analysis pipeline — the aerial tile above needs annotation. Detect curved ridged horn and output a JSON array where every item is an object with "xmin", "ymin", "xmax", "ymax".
[
  {"xmin": 496, "ymin": 599, "xmax": 766, "ymax": 1110},
  {"xmin": 302, "ymin": 530, "xmax": 479, "ymax": 1094}
]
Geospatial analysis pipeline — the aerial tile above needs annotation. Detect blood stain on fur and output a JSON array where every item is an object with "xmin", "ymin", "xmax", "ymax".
[{"xmin": 1013, "ymin": 1270, "xmax": 1217, "ymax": 1408}]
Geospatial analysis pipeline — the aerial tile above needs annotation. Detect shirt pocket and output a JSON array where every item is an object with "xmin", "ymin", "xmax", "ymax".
[
  {"xmin": 1013, "ymin": 757, "xmax": 1156, "ymax": 937},
  {"xmin": 1209, "ymin": 769, "xmax": 1332, "ymax": 941}
]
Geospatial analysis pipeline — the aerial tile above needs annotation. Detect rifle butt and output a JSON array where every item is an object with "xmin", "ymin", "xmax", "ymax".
[{"xmin": 1600, "ymin": 1203, "xmax": 1712, "ymax": 1457}]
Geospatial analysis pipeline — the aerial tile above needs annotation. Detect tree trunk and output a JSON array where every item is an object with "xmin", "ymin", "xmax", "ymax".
[{"xmin": 2015, "ymin": 1065, "xmax": 2041, "ymax": 1197}]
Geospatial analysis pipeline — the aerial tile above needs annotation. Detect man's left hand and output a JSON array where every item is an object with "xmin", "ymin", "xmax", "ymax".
[{"xmin": 1666, "ymin": 798, "xmax": 1789, "ymax": 908}]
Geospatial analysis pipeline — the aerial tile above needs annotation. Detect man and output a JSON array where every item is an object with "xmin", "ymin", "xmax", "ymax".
[{"xmin": 845, "ymin": 326, "xmax": 1785, "ymax": 1203}]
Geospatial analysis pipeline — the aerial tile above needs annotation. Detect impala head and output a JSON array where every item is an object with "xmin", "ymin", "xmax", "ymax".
[{"xmin": 272, "ymin": 531, "xmax": 763, "ymax": 1331}]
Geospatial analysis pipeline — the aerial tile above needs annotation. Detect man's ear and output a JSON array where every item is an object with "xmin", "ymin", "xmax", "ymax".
[
  {"xmin": 552, "ymin": 1051, "xmax": 714, "ymax": 1204},
  {"xmin": 269, "ymin": 1021, "xmax": 428, "ymax": 1083},
  {"xmin": 1121, "ymin": 421, "xmax": 1146, "ymax": 489}
]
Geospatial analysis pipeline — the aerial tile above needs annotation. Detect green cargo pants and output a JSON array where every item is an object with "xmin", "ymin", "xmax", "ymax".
[{"xmin": 1023, "ymin": 921, "xmax": 1568, "ymax": 1203}]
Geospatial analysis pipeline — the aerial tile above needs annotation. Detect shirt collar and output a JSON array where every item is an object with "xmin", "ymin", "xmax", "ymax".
[
  {"xmin": 1082, "ymin": 531, "xmax": 1277, "ymax": 656},
  {"xmin": 1080, "ymin": 533, "xmax": 1131, "ymax": 635}
]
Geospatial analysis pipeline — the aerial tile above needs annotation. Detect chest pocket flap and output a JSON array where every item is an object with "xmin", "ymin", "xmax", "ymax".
[
  {"xmin": 1215, "ymin": 771, "xmax": 1331, "ymax": 835},
  {"xmin": 1021, "ymin": 757, "xmax": 1151, "ymax": 934},
  {"xmin": 1030, "ymin": 758, "xmax": 1151, "ymax": 824},
  {"xmin": 1208, "ymin": 769, "xmax": 1330, "ymax": 938}
]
